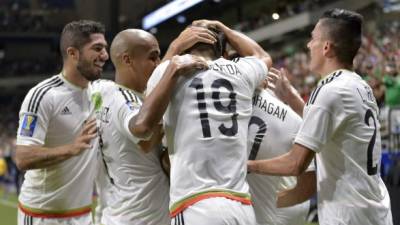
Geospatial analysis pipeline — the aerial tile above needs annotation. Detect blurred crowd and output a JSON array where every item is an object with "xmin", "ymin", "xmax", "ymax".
[
  {"xmin": 235, "ymin": 0, "xmax": 331, "ymax": 32},
  {"xmin": 0, "ymin": 96, "xmax": 24, "ymax": 196},
  {"xmin": 0, "ymin": 58, "xmax": 61, "ymax": 77},
  {"xmin": 0, "ymin": 0, "xmax": 74, "ymax": 33}
]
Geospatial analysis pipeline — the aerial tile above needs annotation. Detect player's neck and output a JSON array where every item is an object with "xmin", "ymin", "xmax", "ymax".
[
  {"xmin": 62, "ymin": 65, "xmax": 89, "ymax": 89},
  {"xmin": 190, "ymin": 49, "xmax": 216, "ymax": 61},
  {"xmin": 320, "ymin": 61, "xmax": 352, "ymax": 79},
  {"xmin": 115, "ymin": 70, "xmax": 144, "ymax": 94}
]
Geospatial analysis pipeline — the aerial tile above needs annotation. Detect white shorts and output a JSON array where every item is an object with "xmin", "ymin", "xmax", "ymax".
[
  {"xmin": 275, "ymin": 200, "xmax": 309, "ymax": 225},
  {"xmin": 171, "ymin": 197, "xmax": 256, "ymax": 225},
  {"xmin": 18, "ymin": 209, "xmax": 93, "ymax": 225}
]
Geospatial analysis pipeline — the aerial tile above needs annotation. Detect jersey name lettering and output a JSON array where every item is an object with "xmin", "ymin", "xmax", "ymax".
[
  {"xmin": 253, "ymin": 94, "xmax": 287, "ymax": 121},
  {"xmin": 209, "ymin": 63, "xmax": 242, "ymax": 76}
]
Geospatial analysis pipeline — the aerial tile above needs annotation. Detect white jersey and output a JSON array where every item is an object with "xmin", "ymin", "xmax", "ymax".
[
  {"xmin": 16, "ymin": 74, "xmax": 97, "ymax": 218},
  {"xmin": 295, "ymin": 69, "xmax": 393, "ymax": 225},
  {"xmin": 247, "ymin": 89, "xmax": 311, "ymax": 225},
  {"xmin": 147, "ymin": 56, "xmax": 268, "ymax": 217},
  {"xmin": 90, "ymin": 80, "xmax": 170, "ymax": 225}
]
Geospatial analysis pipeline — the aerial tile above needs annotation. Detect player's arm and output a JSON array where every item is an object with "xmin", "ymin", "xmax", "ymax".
[
  {"xmin": 276, "ymin": 170, "xmax": 316, "ymax": 208},
  {"xmin": 137, "ymin": 124, "xmax": 164, "ymax": 153},
  {"xmin": 162, "ymin": 26, "xmax": 217, "ymax": 61},
  {"xmin": 267, "ymin": 67, "xmax": 304, "ymax": 116},
  {"xmin": 131, "ymin": 55, "xmax": 207, "ymax": 139},
  {"xmin": 248, "ymin": 143, "xmax": 315, "ymax": 176},
  {"xmin": 192, "ymin": 20, "xmax": 272, "ymax": 68},
  {"xmin": 15, "ymin": 119, "xmax": 97, "ymax": 170}
]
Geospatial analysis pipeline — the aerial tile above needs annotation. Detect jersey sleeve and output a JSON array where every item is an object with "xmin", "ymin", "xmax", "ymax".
[
  {"xmin": 16, "ymin": 88, "xmax": 52, "ymax": 146},
  {"xmin": 295, "ymin": 85, "xmax": 347, "ymax": 153},
  {"xmin": 146, "ymin": 60, "xmax": 170, "ymax": 96},
  {"xmin": 114, "ymin": 92, "xmax": 146, "ymax": 144},
  {"xmin": 236, "ymin": 56, "xmax": 268, "ymax": 91}
]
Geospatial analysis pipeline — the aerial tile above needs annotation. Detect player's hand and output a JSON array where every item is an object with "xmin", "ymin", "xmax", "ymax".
[
  {"xmin": 192, "ymin": 19, "xmax": 224, "ymax": 30},
  {"xmin": 171, "ymin": 26, "xmax": 217, "ymax": 54},
  {"xmin": 170, "ymin": 54, "xmax": 208, "ymax": 76},
  {"xmin": 267, "ymin": 68, "xmax": 297, "ymax": 103},
  {"xmin": 69, "ymin": 119, "xmax": 97, "ymax": 156}
]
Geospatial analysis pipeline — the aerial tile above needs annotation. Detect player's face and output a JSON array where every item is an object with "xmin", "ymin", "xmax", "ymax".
[
  {"xmin": 133, "ymin": 38, "xmax": 160, "ymax": 84},
  {"xmin": 77, "ymin": 33, "xmax": 109, "ymax": 81},
  {"xmin": 307, "ymin": 21, "xmax": 325, "ymax": 76}
]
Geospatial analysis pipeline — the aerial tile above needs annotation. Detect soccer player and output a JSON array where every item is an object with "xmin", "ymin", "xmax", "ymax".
[
  {"xmin": 248, "ymin": 9, "xmax": 393, "ymax": 225},
  {"xmin": 15, "ymin": 20, "xmax": 108, "ymax": 224},
  {"xmin": 141, "ymin": 20, "xmax": 272, "ymax": 225},
  {"xmin": 248, "ymin": 87, "xmax": 315, "ymax": 225},
  {"xmin": 89, "ymin": 28, "xmax": 212, "ymax": 225}
]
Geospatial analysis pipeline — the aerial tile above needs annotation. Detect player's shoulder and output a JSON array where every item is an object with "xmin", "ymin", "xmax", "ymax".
[
  {"xmin": 322, "ymin": 69, "xmax": 362, "ymax": 88},
  {"xmin": 29, "ymin": 74, "xmax": 64, "ymax": 93},
  {"xmin": 112, "ymin": 86, "xmax": 142, "ymax": 116},
  {"xmin": 314, "ymin": 70, "xmax": 352, "ymax": 95},
  {"xmin": 327, "ymin": 70, "xmax": 369, "ymax": 100},
  {"xmin": 307, "ymin": 70, "xmax": 359, "ymax": 108},
  {"xmin": 115, "ymin": 86, "xmax": 141, "ymax": 104},
  {"xmin": 23, "ymin": 74, "xmax": 64, "ymax": 113}
]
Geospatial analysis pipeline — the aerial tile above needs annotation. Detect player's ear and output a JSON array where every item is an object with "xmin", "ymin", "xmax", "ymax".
[
  {"xmin": 323, "ymin": 41, "xmax": 335, "ymax": 58},
  {"xmin": 122, "ymin": 53, "xmax": 131, "ymax": 65},
  {"xmin": 66, "ymin": 47, "xmax": 79, "ymax": 61}
]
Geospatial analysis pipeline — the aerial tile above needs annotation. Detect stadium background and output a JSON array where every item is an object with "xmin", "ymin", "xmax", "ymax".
[{"xmin": 0, "ymin": 0, "xmax": 399, "ymax": 224}]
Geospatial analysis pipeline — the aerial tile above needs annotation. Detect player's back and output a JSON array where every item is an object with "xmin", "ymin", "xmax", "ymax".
[
  {"xmin": 296, "ymin": 69, "xmax": 392, "ymax": 225},
  {"xmin": 247, "ymin": 89, "xmax": 309, "ymax": 225},
  {"xmin": 147, "ymin": 56, "xmax": 267, "ymax": 216}
]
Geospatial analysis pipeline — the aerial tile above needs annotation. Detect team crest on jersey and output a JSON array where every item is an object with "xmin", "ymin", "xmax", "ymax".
[
  {"xmin": 126, "ymin": 101, "xmax": 139, "ymax": 111},
  {"xmin": 20, "ymin": 114, "xmax": 38, "ymax": 137},
  {"xmin": 91, "ymin": 92, "xmax": 103, "ymax": 112}
]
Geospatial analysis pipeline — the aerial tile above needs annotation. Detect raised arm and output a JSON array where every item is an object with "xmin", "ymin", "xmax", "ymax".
[
  {"xmin": 192, "ymin": 20, "xmax": 272, "ymax": 68},
  {"xmin": 162, "ymin": 26, "xmax": 217, "ymax": 62},
  {"xmin": 267, "ymin": 68, "xmax": 305, "ymax": 116},
  {"xmin": 15, "ymin": 119, "xmax": 97, "ymax": 170},
  {"xmin": 130, "ymin": 55, "xmax": 207, "ymax": 139}
]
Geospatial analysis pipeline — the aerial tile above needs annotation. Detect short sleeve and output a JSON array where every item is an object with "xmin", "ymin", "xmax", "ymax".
[
  {"xmin": 115, "ymin": 94, "xmax": 145, "ymax": 144},
  {"xmin": 17, "ymin": 88, "xmax": 52, "ymax": 146},
  {"xmin": 295, "ymin": 85, "xmax": 347, "ymax": 152},
  {"xmin": 146, "ymin": 60, "xmax": 170, "ymax": 96},
  {"xmin": 236, "ymin": 56, "xmax": 268, "ymax": 91}
]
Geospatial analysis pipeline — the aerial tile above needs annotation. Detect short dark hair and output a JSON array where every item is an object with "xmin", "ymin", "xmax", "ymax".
[
  {"xmin": 320, "ymin": 8, "xmax": 363, "ymax": 66},
  {"xmin": 185, "ymin": 24, "xmax": 226, "ymax": 58},
  {"xmin": 60, "ymin": 20, "xmax": 105, "ymax": 59}
]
